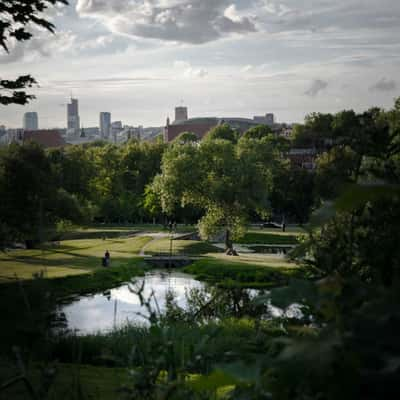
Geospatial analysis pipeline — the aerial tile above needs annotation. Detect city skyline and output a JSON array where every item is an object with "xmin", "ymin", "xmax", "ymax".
[
  {"xmin": 1, "ymin": 0, "xmax": 399, "ymax": 128},
  {"xmin": 8, "ymin": 104, "xmax": 279, "ymax": 130}
]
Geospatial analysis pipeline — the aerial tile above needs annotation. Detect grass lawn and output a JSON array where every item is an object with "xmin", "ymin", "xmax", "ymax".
[
  {"xmin": 64, "ymin": 223, "xmax": 196, "ymax": 238},
  {"xmin": 0, "ymin": 235, "xmax": 152, "ymax": 282},
  {"xmin": 144, "ymin": 238, "xmax": 222, "ymax": 256},
  {"xmin": 0, "ymin": 225, "xmax": 303, "ymax": 284},
  {"xmin": 237, "ymin": 227, "xmax": 305, "ymax": 245},
  {"xmin": 207, "ymin": 252, "xmax": 296, "ymax": 268},
  {"xmin": 184, "ymin": 250, "xmax": 300, "ymax": 288}
]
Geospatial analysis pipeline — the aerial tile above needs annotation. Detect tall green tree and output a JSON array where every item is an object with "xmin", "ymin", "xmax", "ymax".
[
  {"xmin": 154, "ymin": 135, "xmax": 272, "ymax": 252},
  {"xmin": 270, "ymin": 163, "xmax": 316, "ymax": 224},
  {"xmin": 0, "ymin": 143, "xmax": 55, "ymax": 247},
  {"xmin": 292, "ymin": 112, "xmax": 334, "ymax": 149},
  {"xmin": 241, "ymin": 125, "xmax": 272, "ymax": 140},
  {"xmin": 205, "ymin": 123, "xmax": 238, "ymax": 143}
]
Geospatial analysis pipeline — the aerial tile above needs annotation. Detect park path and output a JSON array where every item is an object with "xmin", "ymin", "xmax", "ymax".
[{"xmin": 137, "ymin": 232, "xmax": 181, "ymax": 256}]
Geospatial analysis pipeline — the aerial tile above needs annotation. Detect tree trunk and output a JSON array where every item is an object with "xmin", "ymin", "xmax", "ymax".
[{"xmin": 225, "ymin": 229, "xmax": 232, "ymax": 251}]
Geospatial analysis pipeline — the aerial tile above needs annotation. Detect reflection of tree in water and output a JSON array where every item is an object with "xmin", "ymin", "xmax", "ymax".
[{"xmin": 127, "ymin": 278, "xmax": 272, "ymax": 324}]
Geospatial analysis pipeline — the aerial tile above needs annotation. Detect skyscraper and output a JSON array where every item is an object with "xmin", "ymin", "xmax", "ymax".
[
  {"xmin": 67, "ymin": 98, "xmax": 80, "ymax": 135},
  {"xmin": 23, "ymin": 112, "xmax": 39, "ymax": 130},
  {"xmin": 100, "ymin": 112, "xmax": 111, "ymax": 139}
]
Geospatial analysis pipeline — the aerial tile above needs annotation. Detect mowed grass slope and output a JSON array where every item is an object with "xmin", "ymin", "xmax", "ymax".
[
  {"xmin": 0, "ymin": 235, "xmax": 152, "ymax": 282},
  {"xmin": 144, "ymin": 238, "xmax": 222, "ymax": 256},
  {"xmin": 0, "ymin": 225, "xmax": 303, "ymax": 283},
  {"xmin": 238, "ymin": 227, "xmax": 304, "ymax": 245},
  {"xmin": 66, "ymin": 223, "xmax": 196, "ymax": 237},
  {"xmin": 184, "ymin": 256, "xmax": 300, "ymax": 288}
]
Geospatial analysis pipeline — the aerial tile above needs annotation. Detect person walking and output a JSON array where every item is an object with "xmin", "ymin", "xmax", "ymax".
[{"xmin": 104, "ymin": 250, "xmax": 110, "ymax": 267}]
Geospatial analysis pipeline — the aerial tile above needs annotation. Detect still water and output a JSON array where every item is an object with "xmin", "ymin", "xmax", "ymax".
[{"xmin": 61, "ymin": 271, "xmax": 204, "ymax": 334}]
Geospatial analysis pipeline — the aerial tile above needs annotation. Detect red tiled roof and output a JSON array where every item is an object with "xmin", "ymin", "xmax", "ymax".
[
  {"xmin": 23, "ymin": 130, "xmax": 66, "ymax": 148},
  {"xmin": 164, "ymin": 123, "xmax": 217, "ymax": 142}
]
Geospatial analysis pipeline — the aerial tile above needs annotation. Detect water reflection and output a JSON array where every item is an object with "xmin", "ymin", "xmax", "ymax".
[{"xmin": 61, "ymin": 271, "xmax": 203, "ymax": 334}]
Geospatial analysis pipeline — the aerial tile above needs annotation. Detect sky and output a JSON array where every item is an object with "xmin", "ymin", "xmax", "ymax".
[{"xmin": 1, "ymin": 0, "xmax": 400, "ymax": 128}]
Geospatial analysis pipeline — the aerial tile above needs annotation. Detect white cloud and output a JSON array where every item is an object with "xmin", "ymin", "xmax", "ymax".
[
  {"xmin": 1, "ymin": 0, "xmax": 399, "ymax": 128},
  {"xmin": 0, "ymin": 30, "xmax": 76, "ymax": 64},
  {"xmin": 75, "ymin": 0, "xmax": 256, "ymax": 44},
  {"xmin": 173, "ymin": 60, "xmax": 208, "ymax": 78},
  {"xmin": 241, "ymin": 64, "xmax": 254, "ymax": 73}
]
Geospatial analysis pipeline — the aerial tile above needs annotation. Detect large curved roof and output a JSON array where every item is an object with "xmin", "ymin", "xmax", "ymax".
[{"xmin": 172, "ymin": 117, "xmax": 218, "ymax": 126}]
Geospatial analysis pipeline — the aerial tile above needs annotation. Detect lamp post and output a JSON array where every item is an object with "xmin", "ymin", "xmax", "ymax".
[{"xmin": 169, "ymin": 221, "xmax": 176, "ymax": 268}]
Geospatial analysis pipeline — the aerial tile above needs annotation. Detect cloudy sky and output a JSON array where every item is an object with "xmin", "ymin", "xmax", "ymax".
[{"xmin": 1, "ymin": 0, "xmax": 399, "ymax": 128}]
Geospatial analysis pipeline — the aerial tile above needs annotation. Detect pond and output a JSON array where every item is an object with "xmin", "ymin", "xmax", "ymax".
[{"xmin": 60, "ymin": 271, "xmax": 204, "ymax": 334}]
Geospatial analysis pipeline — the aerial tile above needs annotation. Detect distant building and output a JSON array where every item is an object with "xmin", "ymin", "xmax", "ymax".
[
  {"xmin": 111, "ymin": 121, "xmax": 123, "ymax": 138},
  {"xmin": 67, "ymin": 98, "xmax": 80, "ymax": 136},
  {"xmin": 23, "ymin": 130, "xmax": 66, "ymax": 148},
  {"xmin": 111, "ymin": 121, "xmax": 122, "ymax": 130},
  {"xmin": 253, "ymin": 113, "xmax": 274, "ymax": 126},
  {"xmin": 174, "ymin": 106, "xmax": 188, "ymax": 123},
  {"xmin": 165, "ymin": 116, "xmax": 261, "ymax": 142},
  {"xmin": 140, "ymin": 126, "xmax": 163, "ymax": 141},
  {"xmin": 23, "ymin": 112, "xmax": 39, "ymax": 130},
  {"xmin": 165, "ymin": 117, "xmax": 217, "ymax": 142},
  {"xmin": 124, "ymin": 126, "xmax": 142, "ymax": 141},
  {"xmin": 287, "ymin": 148, "xmax": 317, "ymax": 170},
  {"xmin": 266, "ymin": 113, "xmax": 274, "ymax": 125},
  {"xmin": 164, "ymin": 108, "xmax": 281, "ymax": 142},
  {"xmin": 100, "ymin": 112, "xmax": 111, "ymax": 139},
  {"xmin": 218, "ymin": 117, "xmax": 259, "ymax": 132},
  {"xmin": 6, "ymin": 129, "xmax": 24, "ymax": 145}
]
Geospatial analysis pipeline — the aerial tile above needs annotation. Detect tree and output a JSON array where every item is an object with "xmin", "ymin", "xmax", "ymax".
[
  {"xmin": 270, "ymin": 163, "xmax": 316, "ymax": 224},
  {"xmin": 305, "ymin": 98, "xmax": 400, "ymax": 284},
  {"xmin": 305, "ymin": 197, "xmax": 400, "ymax": 286},
  {"xmin": 155, "ymin": 136, "xmax": 272, "ymax": 253},
  {"xmin": 47, "ymin": 145, "xmax": 96, "ymax": 199},
  {"xmin": 242, "ymin": 125, "xmax": 272, "ymax": 140},
  {"xmin": 315, "ymin": 145, "xmax": 360, "ymax": 198},
  {"xmin": 0, "ymin": 0, "xmax": 68, "ymax": 105},
  {"xmin": 292, "ymin": 113, "xmax": 334, "ymax": 150},
  {"xmin": 173, "ymin": 131, "xmax": 199, "ymax": 144},
  {"xmin": 0, "ymin": 143, "xmax": 55, "ymax": 247},
  {"xmin": 143, "ymin": 182, "xmax": 163, "ymax": 224},
  {"xmin": 205, "ymin": 123, "xmax": 238, "ymax": 143}
]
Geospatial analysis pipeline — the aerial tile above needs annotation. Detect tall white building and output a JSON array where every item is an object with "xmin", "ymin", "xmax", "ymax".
[
  {"xmin": 67, "ymin": 98, "xmax": 80, "ymax": 136},
  {"xmin": 100, "ymin": 112, "xmax": 111, "ymax": 139},
  {"xmin": 23, "ymin": 112, "xmax": 39, "ymax": 130}
]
